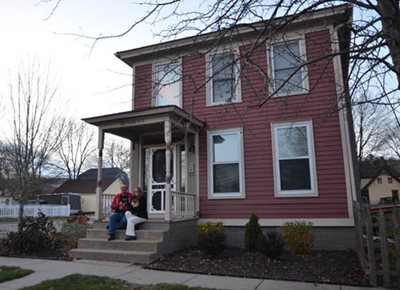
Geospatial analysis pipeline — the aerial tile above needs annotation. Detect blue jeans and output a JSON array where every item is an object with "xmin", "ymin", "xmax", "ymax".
[{"xmin": 108, "ymin": 211, "xmax": 127, "ymax": 236}]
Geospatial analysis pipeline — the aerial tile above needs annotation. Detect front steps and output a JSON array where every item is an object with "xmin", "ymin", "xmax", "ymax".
[
  {"xmin": 69, "ymin": 221, "xmax": 168, "ymax": 264},
  {"xmin": 69, "ymin": 219, "xmax": 198, "ymax": 264}
]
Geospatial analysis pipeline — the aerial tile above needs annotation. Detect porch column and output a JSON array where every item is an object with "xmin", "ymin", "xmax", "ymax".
[
  {"xmin": 129, "ymin": 140, "xmax": 140, "ymax": 191},
  {"xmin": 164, "ymin": 119, "xmax": 172, "ymax": 221},
  {"xmin": 95, "ymin": 128, "xmax": 105, "ymax": 220}
]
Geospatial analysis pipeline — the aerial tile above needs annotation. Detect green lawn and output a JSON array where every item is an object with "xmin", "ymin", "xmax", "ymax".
[
  {"xmin": 0, "ymin": 266, "xmax": 33, "ymax": 283},
  {"xmin": 21, "ymin": 274, "xmax": 216, "ymax": 290}
]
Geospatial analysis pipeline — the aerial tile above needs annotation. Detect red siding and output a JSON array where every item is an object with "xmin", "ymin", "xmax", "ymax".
[
  {"xmin": 134, "ymin": 64, "xmax": 153, "ymax": 109},
  {"xmin": 136, "ymin": 29, "xmax": 350, "ymax": 220}
]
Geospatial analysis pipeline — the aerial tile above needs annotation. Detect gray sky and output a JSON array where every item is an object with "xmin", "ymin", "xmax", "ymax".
[{"xmin": 0, "ymin": 0, "xmax": 160, "ymax": 119}]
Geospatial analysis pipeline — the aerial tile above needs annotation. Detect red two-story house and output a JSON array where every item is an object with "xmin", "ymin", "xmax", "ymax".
[{"xmin": 82, "ymin": 4, "xmax": 357, "ymax": 258}]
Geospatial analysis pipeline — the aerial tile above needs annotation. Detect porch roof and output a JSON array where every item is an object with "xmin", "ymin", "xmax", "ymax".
[{"xmin": 82, "ymin": 105, "xmax": 204, "ymax": 141}]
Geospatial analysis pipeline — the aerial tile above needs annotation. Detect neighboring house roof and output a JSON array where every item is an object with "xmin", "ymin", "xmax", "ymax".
[
  {"xmin": 360, "ymin": 164, "xmax": 400, "ymax": 190},
  {"xmin": 53, "ymin": 168, "xmax": 128, "ymax": 194}
]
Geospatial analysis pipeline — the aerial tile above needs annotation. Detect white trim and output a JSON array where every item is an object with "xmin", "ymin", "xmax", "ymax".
[
  {"xmin": 271, "ymin": 120, "xmax": 318, "ymax": 197},
  {"xmin": 152, "ymin": 59, "xmax": 183, "ymax": 108},
  {"xmin": 207, "ymin": 127, "xmax": 245, "ymax": 199},
  {"xmin": 206, "ymin": 45, "xmax": 242, "ymax": 106},
  {"xmin": 199, "ymin": 218, "xmax": 355, "ymax": 227},
  {"xmin": 269, "ymin": 37, "xmax": 309, "ymax": 97},
  {"xmin": 330, "ymin": 27, "xmax": 357, "ymax": 219}
]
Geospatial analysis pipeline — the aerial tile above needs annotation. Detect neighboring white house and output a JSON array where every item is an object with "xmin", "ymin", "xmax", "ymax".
[
  {"xmin": 361, "ymin": 164, "xmax": 400, "ymax": 204},
  {"xmin": 53, "ymin": 168, "xmax": 129, "ymax": 213}
]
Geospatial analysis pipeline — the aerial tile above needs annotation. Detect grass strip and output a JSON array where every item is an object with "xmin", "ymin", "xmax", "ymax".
[{"xmin": 0, "ymin": 266, "xmax": 33, "ymax": 283}]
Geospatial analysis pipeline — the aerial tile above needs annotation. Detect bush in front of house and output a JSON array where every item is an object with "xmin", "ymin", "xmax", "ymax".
[
  {"xmin": 255, "ymin": 231, "xmax": 285, "ymax": 260},
  {"xmin": 244, "ymin": 213, "xmax": 262, "ymax": 251},
  {"xmin": 58, "ymin": 219, "xmax": 88, "ymax": 251},
  {"xmin": 1, "ymin": 212, "xmax": 59, "ymax": 255},
  {"xmin": 197, "ymin": 222, "xmax": 225, "ymax": 257},
  {"xmin": 282, "ymin": 221, "xmax": 314, "ymax": 255}
]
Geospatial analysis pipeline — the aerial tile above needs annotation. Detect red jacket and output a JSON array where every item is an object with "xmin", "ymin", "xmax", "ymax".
[{"xmin": 111, "ymin": 191, "xmax": 134, "ymax": 212}]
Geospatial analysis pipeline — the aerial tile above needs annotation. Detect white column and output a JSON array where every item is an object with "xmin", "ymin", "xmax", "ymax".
[
  {"xmin": 95, "ymin": 128, "xmax": 104, "ymax": 220},
  {"xmin": 129, "ymin": 140, "xmax": 140, "ymax": 192},
  {"xmin": 164, "ymin": 119, "xmax": 172, "ymax": 221}
]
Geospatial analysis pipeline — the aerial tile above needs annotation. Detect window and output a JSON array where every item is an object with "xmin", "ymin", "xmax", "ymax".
[
  {"xmin": 377, "ymin": 178, "xmax": 382, "ymax": 184},
  {"xmin": 272, "ymin": 121, "xmax": 317, "ymax": 196},
  {"xmin": 271, "ymin": 40, "xmax": 305, "ymax": 95},
  {"xmin": 208, "ymin": 52, "xmax": 240, "ymax": 105},
  {"xmin": 392, "ymin": 190, "xmax": 399, "ymax": 203},
  {"xmin": 208, "ymin": 129, "xmax": 244, "ymax": 198},
  {"xmin": 388, "ymin": 177, "xmax": 393, "ymax": 184},
  {"xmin": 154, "ymin": 63, "xmax": 181, "ymax": 107}
]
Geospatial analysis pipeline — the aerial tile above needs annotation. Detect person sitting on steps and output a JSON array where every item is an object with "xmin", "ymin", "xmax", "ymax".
[
  {"xmin": 107, "ymin": 184, "xmax": 133, "ymax": 241},
  {"xmin": 125, "ymin": 187, "xmax": 148, "ymax": 241}
]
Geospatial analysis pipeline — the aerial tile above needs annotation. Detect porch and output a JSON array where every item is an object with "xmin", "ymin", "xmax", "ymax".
[{"xmin": 82, "ymin": 105, "xmax": 204, "ymax": 222}]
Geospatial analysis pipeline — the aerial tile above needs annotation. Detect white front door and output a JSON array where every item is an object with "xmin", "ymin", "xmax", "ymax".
[{"xmin": 148, "ymin": 147, "xmax": 176, "ymax": 214}]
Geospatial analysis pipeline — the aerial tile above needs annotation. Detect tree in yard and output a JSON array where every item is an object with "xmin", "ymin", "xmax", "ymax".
[
  {"xmin": 352, "ymin": 93, "xmax": 390, "ymax": 166},
  {"xmin": 42, "ymin": 1, "xmax": 400, "ymax": 113},
  {"xmin": 382, "ymin": 125, "xmax": 400, "ymax": 160},
  {"xmin": 3, "ymin": 60, "xmax": 67, "ymax": 228},
  {"xmin": 54, "ymin": 119, "xmax": 96, "ymax": 180},
  {"xmin": 104, "ymin": 138, "xmax": 131, "ymax": 172}
]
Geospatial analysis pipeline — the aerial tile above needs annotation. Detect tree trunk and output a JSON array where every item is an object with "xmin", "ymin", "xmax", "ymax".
[
  {"xmin": 378, "ymin": 0, "xmax": 400, "ymax": 89},
  {"xmin": 17, "ymin": 202, "xmax": 24, "ymax": 232}
]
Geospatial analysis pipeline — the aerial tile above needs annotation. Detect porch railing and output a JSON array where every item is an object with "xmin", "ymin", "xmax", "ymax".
[
  {"xmin": 171, "ymin": 191, "xmax": 196, "ymax": 219},
  {"xmin": 102, "ymin": 191, "xmax": 196, "ymax": 220},
  {"xmin": 102, "ymin": 194, "xmax": 114, "ymax": 219}
]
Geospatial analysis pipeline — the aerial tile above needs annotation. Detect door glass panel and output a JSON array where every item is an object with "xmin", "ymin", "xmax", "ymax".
[{"xmin": 152, "ymin": 149, "xmax": 174, "ymax": 182}]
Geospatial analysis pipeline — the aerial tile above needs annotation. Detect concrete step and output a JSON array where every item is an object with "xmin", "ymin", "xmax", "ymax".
[
  {"xmin": 92, "ymin": 220, "xmax": 170, "ymax": 231},
  {"xmin": 69, "ymin": 248, "xmax": 159, "ymax": 264},
  {"xmin": 86, "ymin": 229, "xmax": 165, "ymax": 240},
  {"xmin": 78, "ymin": 238, "xmax": 160, "ymax": 252}
]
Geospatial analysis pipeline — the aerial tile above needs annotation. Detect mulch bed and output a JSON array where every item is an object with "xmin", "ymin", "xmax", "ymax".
[{"xmin": 147, "ymin": 247, "xmax": 371, "ymax": 287}]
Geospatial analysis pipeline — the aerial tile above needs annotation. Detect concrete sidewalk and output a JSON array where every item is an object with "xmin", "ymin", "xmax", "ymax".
[{"xmin": 0, "ymin": 257, "xmax": 382, "ymax": 290}]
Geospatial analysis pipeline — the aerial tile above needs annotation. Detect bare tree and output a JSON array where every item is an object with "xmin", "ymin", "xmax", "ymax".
[
  {"xmin": 3, "ymin": 59, "xmax": 66, "ymax": 227},
  {"xmin": 352, "ymin": 94, "xmax": 389, "ymax": 166},
  {"xmin": 382, "ymin": 125, "xmax": 400, "ymax": 159},
  {"xmin": 54, "ymin": 119, "xmax": 96, "ymax": 179},
  {"xmin": 41, "ymin": 1, "xmax": 400, "ymax": 106},
  {"xmin": 104, "ymin": 138, "xmax": 130, "ymax": 171}
]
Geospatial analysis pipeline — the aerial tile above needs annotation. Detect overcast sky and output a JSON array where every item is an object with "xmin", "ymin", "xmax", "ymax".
[{"xmin": 0, "ymin": 0, "xmax": 163, "ymax": 120}]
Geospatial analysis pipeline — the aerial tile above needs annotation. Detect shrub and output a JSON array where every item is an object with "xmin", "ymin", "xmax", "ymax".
[
  {"xmin": 66, "ymin": 215, "xmax": 89, "ymax": 226},
  {"xmin": 197, "ymin": 222, "xmax": 225, "ymax": 257},
  {"xmin": 282, "ymin": 221, "xmax": 314, "ymax": 255},
  {"xmin": 244, "ymin": 213, "xmax": 262, "ymax": 251},
  {"xmin": 2, "ymin": 212, "xmax": 59, "ymax": 255},
  {"xmin": 255, "ymin": 231, "xmax": 285, "ymax": 260},
  {"xmin": 58, "ymin": 221, "xmax": 88, "ymax": 251}
]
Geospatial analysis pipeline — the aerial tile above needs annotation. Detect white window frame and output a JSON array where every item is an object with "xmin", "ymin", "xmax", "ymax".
[
  {"xmin": 206, "ymin": 48, "xmax": 242, "ymax": 106},
  {"xmin": 269, "ymin": 38, "xmax": 308, "ymax": 97},
  {"xmin": 208, "ymin": 128, "xmax": 245, "ymax": 199},
  {"xmin": 153, "ymin": 60, "xmax": 182, "ymax": 108},
  {"xmin": 272, "ymin": 121, "xmax": 318, "ymax": 197}
]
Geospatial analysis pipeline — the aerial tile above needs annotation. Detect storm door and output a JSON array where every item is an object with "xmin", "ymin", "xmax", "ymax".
[{"xmin": 148, "ymin": 147, "xmax": 176, "ymax": 213}]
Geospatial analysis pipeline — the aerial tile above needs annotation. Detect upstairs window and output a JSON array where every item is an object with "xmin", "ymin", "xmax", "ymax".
[
  {"xmin": 208, "ymin": 52, "xmax": 241, "ymax": 105},
  {"xmin": 154, "ymin": 63, "xmax": 181, "ymax": 107},
  {"xmin": 388, "ymin": 177, "xmax": 393, "ymax": 184},
  {"xmin": 272, "ymin": 121, "xmax": 317, "ymax": 197},
  {"xmin": 377, "ymin": 177, "xmax": 382, "ymax": 184},
  {"xmin": 271, "ymin": 40, "xmax": 305, "ymax": 95}
]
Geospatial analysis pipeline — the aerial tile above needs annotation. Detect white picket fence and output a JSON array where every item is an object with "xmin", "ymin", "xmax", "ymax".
[{"xmin": 0, "ymin": 204, "xmax": 70, "ymax": 218}]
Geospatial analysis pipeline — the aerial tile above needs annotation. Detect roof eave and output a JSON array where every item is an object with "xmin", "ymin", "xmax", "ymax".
[{"xmin": 115, "ymin": 4, "xmax": 352, "ymax": 67}]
